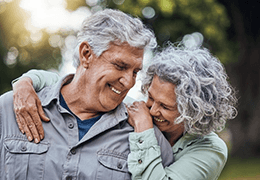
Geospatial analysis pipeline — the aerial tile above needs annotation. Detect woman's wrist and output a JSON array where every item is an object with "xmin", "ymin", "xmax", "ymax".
[
  {"xmin": 134, "ymin": 120, "xmax": 153, "ymax": 133},
  {"xmin": 13, "ymin": 77, "xmax": 33, "ymax": 90}
]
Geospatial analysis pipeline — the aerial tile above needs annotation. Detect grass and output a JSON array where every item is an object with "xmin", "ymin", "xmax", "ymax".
[{"xmin": 218, "ymin": 158, "xmax": 260, "ymax": 180}]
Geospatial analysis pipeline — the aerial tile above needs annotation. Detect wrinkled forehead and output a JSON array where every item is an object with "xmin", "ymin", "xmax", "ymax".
[{"xmin": 106, "ymin": 42, "xmax": 144, "ymax": 63}]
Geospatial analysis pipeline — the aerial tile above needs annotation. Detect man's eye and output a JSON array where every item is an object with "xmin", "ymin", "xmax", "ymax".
[
  {"xmin": 114, "ymin": 63, "xmax": 125, "ymax": 70},
  {"xmin": 133, "ymin": 70, "xmax": 138, "ymax": 75},
  {"xmin": 133, "ymin": 71, "xmax": 138, "ymax": 78}
]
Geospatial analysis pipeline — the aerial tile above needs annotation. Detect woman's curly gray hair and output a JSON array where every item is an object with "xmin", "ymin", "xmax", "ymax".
[
  {"xmin": 73, "ymin": 8, "xmax": 156, "ymax": 67},
  {"xmin": 141, "ymin": 42, "xmax": 237, "ymax": 135}
]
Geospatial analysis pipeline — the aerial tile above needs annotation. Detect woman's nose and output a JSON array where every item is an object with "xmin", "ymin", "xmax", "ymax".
[{"xmin": 149, "ymin": 103, "xmax": 160, "ymax": 116}]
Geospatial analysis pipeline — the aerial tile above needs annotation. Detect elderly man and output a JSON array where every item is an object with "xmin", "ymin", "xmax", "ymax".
[{"xmin": 0, "ymin": 9, "xmax": 173, "ymax": 179}]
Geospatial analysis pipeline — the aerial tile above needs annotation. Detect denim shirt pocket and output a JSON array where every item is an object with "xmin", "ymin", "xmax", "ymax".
[
  {"xmin": 96, "ymin": 149, "xmax": 130, "ymax": 180},
  {"xmin": 4, "ymin": 138, "xmax": 49, "ymax": 180}
]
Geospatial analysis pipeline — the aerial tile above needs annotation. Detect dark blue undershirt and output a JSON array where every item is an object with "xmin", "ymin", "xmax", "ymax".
[{"xmin": 59, "ymin": 93, "xmax": 103, "ymax": 140}]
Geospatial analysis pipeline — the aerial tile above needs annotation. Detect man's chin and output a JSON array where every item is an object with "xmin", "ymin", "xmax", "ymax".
[{"xmin": 101, "ymin": 101, "xmax": 122, "ymax": 111}]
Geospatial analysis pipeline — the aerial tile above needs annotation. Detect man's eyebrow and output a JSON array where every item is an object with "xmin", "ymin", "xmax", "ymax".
[
  {"xmin": 114, "ymin": 60, "xmax": 142, "ymax": 70},
  {"xmin": 114, "ymin": 60, "xmax": 129, "ymax": 67}
]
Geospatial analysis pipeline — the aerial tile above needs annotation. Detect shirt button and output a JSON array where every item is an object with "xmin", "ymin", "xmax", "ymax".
[
  {"xmin": 66, "ymin": 176, "xmax": 72, "ymax": 180},
  {"xmin": 70, "ymin": 148, "xmax": 76, "ymax": 155},
  {"xmin": 138, "ymin": 139, "xmax": 143, "ymax": 144},
  {"xmin": 21, "ymin": 146, "xmax": 27, "ymax": 152},
  {"xmin": 117, "ymin": 163, "xmax": 123, "ymax": 169},
  {"xmin": 68, "ymin": 123, "xmax": 74, "ymax": 129},
  {"xmin": 138, "ymin": 159, "xmax": 142, "ymax": 164}
]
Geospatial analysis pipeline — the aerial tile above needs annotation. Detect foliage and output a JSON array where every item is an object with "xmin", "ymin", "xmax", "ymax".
[
  {"xmin": 0, "ymin": 0, "xmax": 62, "ymax": 94},
  {"xmin": 219, "ymin": 158, "xmax": 260, "ymax": 180},
  {"xmin": 109, "ymin": 0, "xmax": 237, "ymax": 64},
  {"xmin": 0, "ymin": 0, "xmax": 238, "ymax": 95}
]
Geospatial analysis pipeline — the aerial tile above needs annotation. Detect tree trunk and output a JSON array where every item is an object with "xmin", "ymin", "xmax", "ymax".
[{"xmin": 220, "ymin": 0, "xmax": 260, "ymax": 158}]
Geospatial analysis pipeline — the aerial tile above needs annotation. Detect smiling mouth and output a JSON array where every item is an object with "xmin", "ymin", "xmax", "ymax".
[
  {"xmin": 154, "ymin": 117, "xmax": 166, "ymax": 122},
  {"xmin": 109, "ymin": 85, "xmax": 122, "ymax": 95}
]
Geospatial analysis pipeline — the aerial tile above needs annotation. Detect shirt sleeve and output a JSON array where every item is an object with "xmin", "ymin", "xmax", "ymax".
[
  {"xmin": 12, "ymin": 69, "xmax": 60, "ymax": 92},
  {"xmin": 164, "ymin": 143, "xmax": 227, "ymax": 180},
  {"xmin": 128, "ymin": 129, "xmax": 228, "ymax": 180},
  {"xmin": 128, "ymin": 128, "xmax": 167, "ymax": 180}
]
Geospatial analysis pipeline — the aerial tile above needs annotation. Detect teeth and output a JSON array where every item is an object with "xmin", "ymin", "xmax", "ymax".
[
  {"xmin": 154, "ymin": 117, "xmax": 165, "ymax": 122},
  {"xmin": 111, "ymin": 86, "xmax": 121, "ymax": 94}
]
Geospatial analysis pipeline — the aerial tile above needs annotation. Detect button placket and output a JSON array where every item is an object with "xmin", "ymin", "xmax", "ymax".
[
  {"xmin": 138, "ymin": 159, "xmax": 142, "ymax": 164},
  {"xmin": 138, "ymin": 139, "xmax": 143, "ymax": 144},
  {"xmin": 66, "ymin": 176, "xmax": 72, "ymax": 180},
  {"xmin": 68, "ymin": 122, "xmax": 74, "ymax": 129},
  {"xmin": 70, "ymin": 148, "xmax": 76, "ymax": 155}
]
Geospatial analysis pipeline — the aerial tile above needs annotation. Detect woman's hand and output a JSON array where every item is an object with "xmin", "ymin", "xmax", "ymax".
[
  {"xmin": 126, "ymin": 101, "xmax": 153, "ymax": 133},
  {"xmin": 13, "ymin": 77, "xmax": 50, "ymax": 143}
]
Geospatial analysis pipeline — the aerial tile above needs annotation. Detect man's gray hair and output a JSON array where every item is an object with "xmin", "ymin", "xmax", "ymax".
[
  {"xmin": 73, "ymin": 8, "xmax": 157, "ymax": 67},
  {"xmin": 141, "ymin": 42, "xmax": 238, "ymax": 136}
]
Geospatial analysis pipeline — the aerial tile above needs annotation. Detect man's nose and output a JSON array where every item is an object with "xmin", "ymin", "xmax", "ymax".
[{"xmin": 120, "ymin": 72, "xmax": 135, "ymax": 89}]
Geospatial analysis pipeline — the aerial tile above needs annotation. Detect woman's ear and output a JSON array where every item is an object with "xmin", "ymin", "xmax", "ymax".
[{"xmin": 79, "ymin": 41, "xmax": 94, "ymax": 68}]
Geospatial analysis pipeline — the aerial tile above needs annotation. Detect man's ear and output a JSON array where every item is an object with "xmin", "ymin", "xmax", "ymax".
[{"xmin": 79, "ymin": 41, "xmax": 94, "ymax": 68}]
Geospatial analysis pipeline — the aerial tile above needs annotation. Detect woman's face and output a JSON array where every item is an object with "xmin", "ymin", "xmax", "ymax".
[{"xmin": 146, "ymin": 75, "xmax": 184, "ymax": 135}]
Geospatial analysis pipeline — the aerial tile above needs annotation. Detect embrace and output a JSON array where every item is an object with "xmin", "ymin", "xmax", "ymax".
[{"xmin": 0, "ymin": 8, "xmax": 237, "ymax": 180}]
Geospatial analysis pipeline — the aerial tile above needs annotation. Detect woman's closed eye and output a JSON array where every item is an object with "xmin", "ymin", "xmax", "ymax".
[{"xmin": 162, "ymin": 104, "xmax": 170, "ymax": 110}]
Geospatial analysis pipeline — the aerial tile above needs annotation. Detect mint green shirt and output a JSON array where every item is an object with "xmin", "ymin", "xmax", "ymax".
[
  {"xmin": 128, "ymin": 128, "xmax": 228, "ymax": 180},
  {"xmin": 13, "ymin": 69, "xmax": 60, "ymax": 91}
]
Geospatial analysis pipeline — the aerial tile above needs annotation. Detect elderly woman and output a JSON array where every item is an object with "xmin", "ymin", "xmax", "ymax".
[
  {"xmin": 11, "ymin": 41, "xmax": 237, "ymax": 179},
  {"xmin": 126, "ymin": 42, "xmax": 237, "ymax": 179}
]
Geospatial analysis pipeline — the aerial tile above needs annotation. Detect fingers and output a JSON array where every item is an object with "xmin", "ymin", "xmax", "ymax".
[
  {"xmin": 15, "ymin": 111, "xmax": 24, "ymax": 134},
  {"xmin": 15, "ymin": 108, "xmax": 33, "ymax": 141},
  {"xmin": 18, "ymin": 107, "xmax": 41, "ymax": 143},
  {"xmin": 12, "ymin": 78, "xmax": 48, "ymax": 143},
  {"xmin": 30, "ymin": 107, "xmax": 45, "ymax": 140},
  {"xmin": 14, "ymin": 98, "xmax": 42, "ymax": 143},
  {"xmin": 37, "ymin": 100, "xmax": 50, "ymax": 122}
]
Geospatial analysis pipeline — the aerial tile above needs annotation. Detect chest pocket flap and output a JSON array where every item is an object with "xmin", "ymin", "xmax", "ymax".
[
  {"xmin": 4, "ymin": 139, "xmax": 49, "ymax": 154},
  {"xmin": 97, "ymin": 149, "xmax": 128, "ymax": 173}
]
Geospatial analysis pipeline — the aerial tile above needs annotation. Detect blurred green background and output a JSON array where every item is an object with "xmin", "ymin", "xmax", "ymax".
[{"xmin": 0, "ymin": 0, "xmax": 260, "ymax": 179}]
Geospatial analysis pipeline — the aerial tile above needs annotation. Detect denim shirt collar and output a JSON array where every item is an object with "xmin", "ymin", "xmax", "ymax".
[{"xmin": 39, "ymin": 74, "xmax": 74, "ymax": 107}]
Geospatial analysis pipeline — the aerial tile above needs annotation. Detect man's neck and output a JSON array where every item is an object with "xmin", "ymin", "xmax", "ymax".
[{"xmin": 60, "ymin": 81, "xmax": 101, "ymax": 120}]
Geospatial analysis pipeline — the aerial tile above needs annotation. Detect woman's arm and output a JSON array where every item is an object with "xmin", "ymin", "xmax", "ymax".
[
  {"xmin": 127, "ymin": 102, "xmax": 227, "ymax": 180},
  {"xmin": 128, "ymin": 129, "xmax": 228, "ymax": 180},
  {"xmin": 12, "ymin": 69, "xmax": 60, "ymax": 143}
]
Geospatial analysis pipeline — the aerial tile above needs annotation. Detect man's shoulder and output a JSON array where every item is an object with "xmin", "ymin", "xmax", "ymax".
[
  {"xmin": 0, "ymin": 91, "xmax": 14, "ymax": 107},
  {"xmin": 0, "ymin": 91, "xmax": 16, "ymax": 138}
]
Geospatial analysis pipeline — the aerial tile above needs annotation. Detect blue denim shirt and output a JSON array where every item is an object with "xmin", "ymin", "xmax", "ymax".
[{"xmin": 0, "ymin": 75, "xmax": 174, "ymax": 180}]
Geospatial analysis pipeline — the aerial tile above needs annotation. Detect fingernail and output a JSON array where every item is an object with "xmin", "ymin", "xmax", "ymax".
[
  {"xmin": 40, "ymin": 135, "xmax": 44, "ymax": 139},
  {"xmin": 28, "ymin": 136, "xmax": 33, "ymax": 141},
  {"xmin": 35, "ymin": 138, "xmax": 39, "ymax": 143}
]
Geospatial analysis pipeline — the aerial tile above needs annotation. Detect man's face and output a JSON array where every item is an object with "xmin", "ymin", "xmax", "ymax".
[{"xmin": 84, "ymin": 42, "xmax": 144, "ymax": 112}]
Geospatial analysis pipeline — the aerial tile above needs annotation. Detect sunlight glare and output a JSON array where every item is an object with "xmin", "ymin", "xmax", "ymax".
[{"xmin": 19, "ymin": 0, "xmax": 91, "ymax": 33}]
